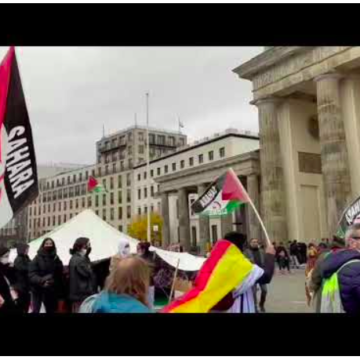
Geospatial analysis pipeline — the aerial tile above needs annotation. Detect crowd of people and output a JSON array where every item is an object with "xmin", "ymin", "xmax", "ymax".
[{"xmin": 1, "ymin": 226, "xmax": 360, "ymax": 314}]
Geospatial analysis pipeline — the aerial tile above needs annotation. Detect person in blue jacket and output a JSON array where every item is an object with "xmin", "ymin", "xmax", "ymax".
[
  {"xmin": 321, "ymin": 223, "xmax": 360, "ymax": 314},
  {"xmin": 93, "ymin": 255, "xmax": 153, "ymax": 313}
]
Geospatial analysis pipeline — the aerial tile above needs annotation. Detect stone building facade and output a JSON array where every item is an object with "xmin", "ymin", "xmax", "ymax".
[{"xmin": 233, "ymin": 46, "xmax": 360, "ymax": 242}]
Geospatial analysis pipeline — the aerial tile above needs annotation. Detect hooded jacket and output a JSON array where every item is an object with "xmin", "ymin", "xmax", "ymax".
[
  {"xmin": 13, "ymin": 243, "xmax": 31, "ymax": 294},
  {"xmin": 321, "ymin": 249, "xmax": 360, "ymax": 314},
  {"xmin": 93, "ymin": 291, "xmax": 152, "ymax": 313},
  {"xmin": 29, "ymin": 240, "xmax": 64, "ymax": 296}
]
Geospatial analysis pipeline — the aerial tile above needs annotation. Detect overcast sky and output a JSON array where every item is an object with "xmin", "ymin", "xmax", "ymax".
[{"xmin": 0, "ymin": 46, "xmax": 262, "ymax": 165}]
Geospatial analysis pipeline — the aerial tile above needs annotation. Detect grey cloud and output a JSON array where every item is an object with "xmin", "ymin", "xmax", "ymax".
[{"xmin": 0, "ymin": 46, "xmax": 261, "ymax": 165}]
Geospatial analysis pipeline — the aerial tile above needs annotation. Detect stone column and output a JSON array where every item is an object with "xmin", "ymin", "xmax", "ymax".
[
  {"xmin": 254, "ymin": 98, "xmax": 288, "ymax": 242},
  {"xmin": 315, "ymin": 73, "xmax": 352, "ymax": 235},
  {"xmin": 161, "ymin": 192, "xmax": 170, "ymax": 248},
  {"xmin": 246, "ymin": 174, "xmax": 261, "ymax": 241},
  {"xmin": 178, "ymin": 187, "xmax": 191, "ymax": 252},
  {"xmin": 198, "ymin": 184, "xmax": 210, "ymax": 255},
  {"xmin": 221, "ymin": 213, "xmax": 233, "ymax": 237}
]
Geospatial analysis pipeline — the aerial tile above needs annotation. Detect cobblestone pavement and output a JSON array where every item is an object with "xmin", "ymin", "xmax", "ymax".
[{"xmin": 264, "ymin": 268, "xmax": 312, "ymax": 313}]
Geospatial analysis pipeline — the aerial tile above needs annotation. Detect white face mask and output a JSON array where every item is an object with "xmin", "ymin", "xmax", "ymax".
[
  {"xmin": 0, "ymin": 254, "xmax": 10, "ymax": 265},
  {"xmin": 119, "ymin": 242, "xmax": 130, "ymax": 258}
]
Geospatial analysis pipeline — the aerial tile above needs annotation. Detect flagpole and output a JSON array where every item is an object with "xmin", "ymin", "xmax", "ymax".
[
  {"xmin": 229, "ymin": 168, "xmax": 271, "ymax": 247},
  {"xmin": 146, "ymin": 93, "xmax": 151, "ymax": 245}
]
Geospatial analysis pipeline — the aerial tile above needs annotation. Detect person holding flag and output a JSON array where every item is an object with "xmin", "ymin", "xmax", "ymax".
[{"xmin": 161, "ymin": 168, "xmax": 275, "ymax": 313}]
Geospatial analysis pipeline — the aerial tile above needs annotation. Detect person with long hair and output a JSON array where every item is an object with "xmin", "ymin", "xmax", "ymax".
[
  {"xmin": 0, "ymin": 245, "xmax": 17, "ymax": 313},
  {"xmin": 93, "ymin": 256, "xmax": 152, "ymax": 313},
  {"xmin": 29, "ymin": 238, "xmax": 64, "ymax": 313},
  {"xmin": 69, "ymin": 237, "xmax": 97, "ymax": 313}
]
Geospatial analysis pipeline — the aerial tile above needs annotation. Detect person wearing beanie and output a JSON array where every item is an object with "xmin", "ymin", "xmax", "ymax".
[
  {"xmin": 13, "ymin": 243, "xmax": 31, "ymax": 313},
  {"xmin": 29, "ymin": 238, "xmax": 64, "ymax": 314},
  {"xmin": 0, "ymin": 245, "xmax": 18, "ymax": 313},
  {"xmin": 69, "ymin": 237, "xmax": 97, "ymax": 313}
]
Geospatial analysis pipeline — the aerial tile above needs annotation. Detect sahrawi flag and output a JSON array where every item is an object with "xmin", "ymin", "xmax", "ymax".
[
  {"xmin": 192, "ymin": 168, "xmax": 249, "ymax": 217},
  {"xmin": 87, "ymin": 176, "xmax": 106, "ymax": 193},
  {"xmin": 0, "ymin": 47, "xmax": 38, "ymax": 228},
  {"xmin": 336, "ymin": 195, "xmax": 360, "ymax": 238}
]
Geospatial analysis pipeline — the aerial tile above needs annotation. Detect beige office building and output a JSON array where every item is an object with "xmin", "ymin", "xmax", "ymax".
[{"xmin": 25, "ymin": 126, "xmax": 186, "ymax": 241}]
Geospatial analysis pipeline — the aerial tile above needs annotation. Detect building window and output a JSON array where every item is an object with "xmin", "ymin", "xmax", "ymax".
[
  {"xmin": 118, "ymin": 191, "xmax": 122, "ymax": 204},
  {"xmin": 151, "ymin": 186, "xmax": 154, "ymax": 197},
  {"xmin": 172, "ymin": 163, "xmax": 176, "ymax": 171},
  {"xmin": 81, "ymin": 184, "xmax": 86, "ymax": 195},
  {"xmin": 79, "ymin": 173, "xmax": 82, "ymax": 182},
  {"xmin": 110, "ymin": 208, "xmax": 114, "ymax": 221},
  {"xmin": 58, "ymin": 202, "xmax": 61, "ymax": 211},
  {"xmin": 69, "ymin": 187, "xmax": 74, "ymax": 197},
  {"xmin": 138, "ymin": 174, "xmax": 141, "ymax": 181},
  {"xmin": 48, "ymin": 217, "xmax": 50, "ymax": 226},
  {"xmin": 158, "ymin": 135, "xmax": 165, "ymax": 145},
  {"xmin": 64, "ymin": 214, "xmax": 67, "ymax": 223},
  {"xmin": 127, "ymin": 189, "xmax": 131, "ymax": 202},
  {"xmin": 95, "ymin": 210, "xmax": 99, "ymax": 216},
  {"xmin": 110, "ymin": 192, "xmax": 114, "ymax": 205},
  {"xmin": 149, "ymin": 133, "xmax": 155, "ymax": 144},
  {"xmin": 150, "ymin": 169, "xmax": 154, "ymax": 178},
  {"xmin": 198, "ymin": 154, "xmax": 204, "ymax": 164},
  {"xmin": 98, "ymin": 167, "xmax": 102, "ymax": 177},
  {"xmin": 53, "ymin": 216, "xmax": 56, "ymax": 226},
  {"xmin": 211, "ymin": 225, "xmax": 218, "ymax": 243},
  {"xmin": 208, "ymin": 151, "xmax": 214, "ymax": 161},
  {"xmin": 82, "ymin": 197, "xmax": 85, "ymax": 208},
  {"xmin": 76, "ymin": 199, "xmax": 79, "ymax": 209},
  {"xmin": 102, "ymin": 209, "xmax": 106, "ymax": 221},
  {"xmin": 189, "ymin": 157, "xmax": 194, "ymax": 166},
  {"xmin": 138, "ymin": 189, "xmax": 141, "ymax": 200},
  {"xmin": 48, "ymin": 204, "xmax": 50, "ymax": 212},
  {"xmin": 58, "ymin": 215, "xmax": 61, "ymax": 225},
  {"xmin": 118, "ymin": 225, "xmax": 123, "ymax": 232},
  {"xmin": 127, "ymin": 206, "xmax": 131, "ymax": 219},
  {"xmin": 164, "ymin": 165, "xmax": 168, "ymax": 174},
  {"xmin": 105, "ymin": 165, "xmax": 109, "ymax": 175},
  {"xmin": 113, "ymin": 163, "xmax": 116, "ymax": 173},
  {"xmin": 126, "ymin": 174, "xmax": 131, "ymax": 187},
  {"xmin": 88, "ymin": 197, "xmax": 92, "ymax": 207},
  {"xmin": 118, "ymin": 207, "xmax": 123, "ymax": 220},
  {"xmin": 103, "ymin": 179, "xmax": 107, "ymax": 189},
  {"xmin": 157, "ymin": 167, "xmax": 161, "ymax": 176},
  {"xmin": 73, "ymin": 174, "xmax": 76, "ymax": 183},
  {"xmin": 118, "ymin": 175, "xmax": 122, "ymax": 188},
  {"xmin": 30, "ymin": 207, "xmax": 32, "ymax": 216},
  {"xmin": 64, "ymin": 201, "xmax": 67, "ymax": 211},
  {"xmin": 103, "ymin": 194, "xmax": 107, "ymax": 206},
  {"xmin": 110, "ymin": 177, "xmax": 114, "ymax": 190},
  {"xmin": 139, "ymin": 145, "xmax": 144, "ymax": 154},
  {"xmin": 138, "ymin": 132, "xmax": 144, "ymax": 141},
  {"xmin": 43, "ymin": 205, "xmax": 46, "ymax": 213},
  {"xmin": 144, "ymin": 206, "xmax": 148, "ymax": 214},
  {"xmin": 91, "ymin": 169, "xmax": 95, "ymax": 177},
  {"xmin": 42, "ymin": 218, "xmax": 45, "ymax": 227},
  {"xmin": 219, "ymin": 147, "xmax": 225, "ymax": 158},
  {"xmin": 138, "ymin": 208, "xmax": 141, "ymax": 215},
  {"xmin": 144, "ymin": 187, "xmax": 147, "ymax": 198},
  {"xmin": 53, "ymin": 203, "xmax": 56, "ymax": 212},
  {"xmin": 169, "ymin": 136, "xmax": 175, "ymax": 147},
  {"xmin": 95, "ymin": 195, "xmax": 99, "ymax": 207},
  {"xmin": 143, "ymin": 172, "xmax": 146, "ymax": 180}
]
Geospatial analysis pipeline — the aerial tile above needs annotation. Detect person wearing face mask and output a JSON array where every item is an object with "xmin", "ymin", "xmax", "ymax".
[
  {"xmin": 29, "ymin": 238, "xmax": 64, "ymax": 314},
  {"xmin": 69, "ymin": 237, "xmax": 97, "ymax": 313},
  {"xmin": 0, "ymin": 245, "xmax": 18, "ymax": 313},
  {"xmin": 109, "ymin": 239, "xmax": 131, "ymax": 274},
  {"xmin": 13, "ymin": 243, "xmax": 31, "ymax": 313}
]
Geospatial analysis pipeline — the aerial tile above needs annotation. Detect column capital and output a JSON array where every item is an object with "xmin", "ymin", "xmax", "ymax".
[
  {"xmin": 251, "ymin": 96, "xmax": 282, "ymax": 107},
  {"xmin": 314, "ymin": 71, "xmax": 343, "ymax": 83}
]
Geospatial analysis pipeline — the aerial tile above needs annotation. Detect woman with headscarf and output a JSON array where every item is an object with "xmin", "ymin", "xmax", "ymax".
[
  {"xmin": 69, "ymin": 237, "xmax": 97, "ymax": 313},
  {"xmin": 0, "ymin": 245, "xmax": 18, "ymax": 313},
  {"xmin": 109, "ymin": 239, "xmax": 131, "ymax": 273},
  {"xmin": 29, "ymin": 238, "xmax": 64, "ymax": 313},
  {"xmin": 13, "ymin": 243, "xmax": 31, "ymax": 313}
]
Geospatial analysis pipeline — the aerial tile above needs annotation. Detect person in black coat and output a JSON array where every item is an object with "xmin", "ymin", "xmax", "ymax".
[
  {"xmin": 0, "ymin": 245, "xmax": 18, "ymax": 313},
  {"xmin": 29, "ymin": 238, "xmax": 64, "ymax": 314},
  {"xmin": 13, "ymin": 243, "xmax": 31, "ymax": 313},
  {"xmin": 68, "ymin": 237, "xmax": 97, "ymax": 313}
]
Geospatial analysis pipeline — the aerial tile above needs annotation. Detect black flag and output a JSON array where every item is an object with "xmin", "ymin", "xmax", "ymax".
[{"xmin": 0, "ymin": 47, "xmax": 38, "ymax": 228}]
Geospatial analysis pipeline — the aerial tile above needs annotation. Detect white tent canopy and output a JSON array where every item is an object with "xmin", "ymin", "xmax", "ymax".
[{"xmin": 9, "ymin": 209, "xmax": 206, "ymax": 271}]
